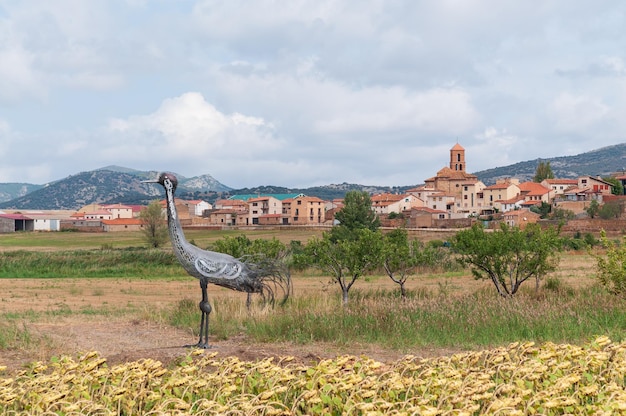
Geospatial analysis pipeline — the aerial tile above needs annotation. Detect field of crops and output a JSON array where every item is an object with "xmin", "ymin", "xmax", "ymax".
[{"xmin": 1, "ymin": 336, "xmax": 625, "ymax": 415}]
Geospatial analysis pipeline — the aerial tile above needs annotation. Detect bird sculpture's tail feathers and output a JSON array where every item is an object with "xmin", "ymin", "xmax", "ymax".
[{"xmin": 241, "ymin": 254, "xmax": 292, "ymax": 306}]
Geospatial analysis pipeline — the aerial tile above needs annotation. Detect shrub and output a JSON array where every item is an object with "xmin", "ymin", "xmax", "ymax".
[{"xmin": 594, "ymin": 230, "xmax": 626, "ymax": 296}]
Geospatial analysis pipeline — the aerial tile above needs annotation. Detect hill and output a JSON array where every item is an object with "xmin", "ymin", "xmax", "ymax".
[
  {"xmin": 0, "ymin": 168, "xmax": 233, "ymax": 210},
  {"xmin": 1, "ymin": 143, "xmax": 625, "ymax": 210},
  {"xmin": 0, "ymin": 183, "xmax": 44, "ymax": 204},
  {"xmin": 474, "ymin": 143, "xmax": 626, "ymax": 184}
]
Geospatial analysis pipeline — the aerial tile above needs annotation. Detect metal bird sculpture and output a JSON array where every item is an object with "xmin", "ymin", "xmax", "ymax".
[{"xmin": 143, "ymin": 172, "xmax": 291, "ymax": 348}]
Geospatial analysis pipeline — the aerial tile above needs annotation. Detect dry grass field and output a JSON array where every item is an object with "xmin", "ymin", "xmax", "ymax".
[{"xmin": 0, "ymin": 248, "xmax": 598, "ymax": 373}]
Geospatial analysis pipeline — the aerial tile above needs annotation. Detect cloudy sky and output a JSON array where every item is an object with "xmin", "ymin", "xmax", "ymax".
[{"xmin": 1, "ymin": 1, "xmax": 625, "ymax": 188}]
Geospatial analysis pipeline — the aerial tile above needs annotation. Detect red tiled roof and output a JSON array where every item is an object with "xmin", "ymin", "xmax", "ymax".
[
  {"xmin": 0, "ymin": 213, "xmax": 31, "ymax": 220},
  {"xmin": 518, "ymin": 182, "xmax": 551, "ymax": 196},
  {"xmin": 484, "ymin": 183, "xmax": 513, "ymax": 190},
  {"xmin": 371, "ymin": 193, "xmax": 405, "ymax": 202}
]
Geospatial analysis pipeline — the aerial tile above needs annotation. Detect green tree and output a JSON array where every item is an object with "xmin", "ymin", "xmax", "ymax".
[
  {"xmin": 331, "ymin": 190, "xmax": 380, "ymax": 242},
  {"xmin": 304, "ymin": 229, "xmax": 383, "ymax": 305},
  {"xmin": 381, "ymin": 228, "xmax": 443, "ymax": 298},
  {"xmin": 533, "ymin": 160, "xmax": 554, "ymax": 182},
  {"xmin": 593, "ymin": 230, "xmax": 626, "ymax": 296},
  {"xmin": 453, "ymin": 223, "xmax": 562, "ymax": 297},
  {"xmin": 602, "ymin": 177, "xmax": 624, "ymax": 195},
  {"xmin": 586, "ymin": 200, "xmax": 600, "ymax": 219},
  {"xmin": 598, "ymin": 201, "xmax": 623, "ymax": 219},
  {"xmin": 550, "ymin": 207, "xmax": 575, "ymax": 221},
  {"xmin": 530, "ymin": 201, "xmax": 552, "ymax": 218},
  {"xmin": 139, "ymin": 200, "xmax": 169, "ymax": 248}
]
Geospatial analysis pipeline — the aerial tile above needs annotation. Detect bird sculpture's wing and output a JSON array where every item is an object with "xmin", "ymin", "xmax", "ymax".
[{"xmin": 195, "ymin": 255, "xmax": 243, "ymax": 280}]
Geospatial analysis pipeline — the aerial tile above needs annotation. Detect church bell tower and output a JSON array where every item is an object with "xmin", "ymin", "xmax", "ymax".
[{"xmin": 450, "ymin": 143, "xmax": 466, "ymax": 172}]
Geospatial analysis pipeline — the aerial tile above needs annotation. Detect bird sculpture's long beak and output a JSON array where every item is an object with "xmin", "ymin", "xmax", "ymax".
[{"xmin": 141, "ymin": 179, "xmax": 158, "ymax": 184}]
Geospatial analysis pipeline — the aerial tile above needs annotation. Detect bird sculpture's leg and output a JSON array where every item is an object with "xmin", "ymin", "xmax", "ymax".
[{"xmin": 192, "ymin": 280, "xmax": 212, "ymax": 349}]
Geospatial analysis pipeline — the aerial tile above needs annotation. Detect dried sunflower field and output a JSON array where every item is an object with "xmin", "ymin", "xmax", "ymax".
[{"xmin": 1, "ymin": 336, "xmax": 625, "ymax": 415}]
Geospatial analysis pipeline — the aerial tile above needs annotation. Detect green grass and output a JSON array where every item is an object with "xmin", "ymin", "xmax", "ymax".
[
  {"xmin": 0, "ymin": 321, "xmax": 33, "ymax": 349},
  {"xmin": 0, "ymin": 248, "xmax": 188, "ymax": 278}
]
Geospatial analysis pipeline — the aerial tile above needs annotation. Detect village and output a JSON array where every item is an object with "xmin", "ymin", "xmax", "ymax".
[{"xmin": 1, "ymin": 143, "xmax": 625, "ymax": 234}]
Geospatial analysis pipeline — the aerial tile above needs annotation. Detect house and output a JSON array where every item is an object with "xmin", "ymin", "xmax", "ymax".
[
  {"xmin": 28, "ymin": 211, "xmax": 74, "ymax": 231},
  {"xmin": 578, "ymin": 176, "xmax": 613, "ymax": 195},
  {"xmin": 183, "ymin": 200, "xmax": 212, "ymax": 217},
  {"xmin": 84, "ymin": 210, "xmax": 113, "ymax": 220},
  {"xmin": 247, "ymin": 196, "xmax": 282, "ymax": 225},
  {"xmin": 371, "ymin": 193, "xmax": 423, "ymax": 215},
  {"xmin": 482, "ymin": 179, "xmax": 521, "ymax": 214},
  {"xmin": 206, "ymin": 209, "xmax": 241, "ymax": 226},
  {"xmin": 518, "ymin": 182, "xmax": 553, "ymax": 205},
  {"xmin": 101, "ymin": 203, "xmax": 134, "ymax": 219},
  {"xmin": 499, "ymin": 196, "xmax": 527, "ymax": 213},
  {"xmin": 424, "ymin": 192, "xmax": 456, "ymax": 213},
  {"xmin": 541, "ymin": 179, "xmax": 578, "ymax": 195},
  {"xmin": 282, "ymin": 195, "xmax": 325, "ymax": 225},
  {"xmin": 213, "ymin": 199, "xmax": 249, "ymax": 213},
  {"xmin": 0, "ymin": 213, "xmax": 34, "ymax": 232},
  {"xmin": 258, "ymin": 213, "xmax": 283, "ymax": 226},
  {"xmin": 458, "ymin": 181, "xmax": 487, "ymax": 217},
  {"xmin": 502, "ymin": 209, "xmax": 541, "ymax": 229},
  {"xmin": 406, "ymin": 207, "xmax": 448, "ymax": 228},
  {"xmin": 101, "ymin": 218, "xmax": 144, "ymax": 232}
]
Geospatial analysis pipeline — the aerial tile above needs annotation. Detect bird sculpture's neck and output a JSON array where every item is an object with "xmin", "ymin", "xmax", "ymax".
[{"xmin": 162, "ymin": 177, "xmax": 195, "ymax": 265}]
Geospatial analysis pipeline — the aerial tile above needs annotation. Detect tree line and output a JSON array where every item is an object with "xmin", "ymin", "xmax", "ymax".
[{"xmin": 140, "ymin": 189, "xmax": 626, "ymax": 304}]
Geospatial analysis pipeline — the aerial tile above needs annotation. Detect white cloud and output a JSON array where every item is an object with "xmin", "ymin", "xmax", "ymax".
[
  {"xmin": 105, "ymin": 92, "xmax": 284, "ymax": 174},
  {"xmin": 315, "ymin": 86, "xmax": 479, "ymax": 135},
  {"xmin": 1, "ymin": 1, "xmax": 626, "ymax": 188},
  {"xmin": 551, "ymin": 93, "xmax": 610, "ymax": 132}
]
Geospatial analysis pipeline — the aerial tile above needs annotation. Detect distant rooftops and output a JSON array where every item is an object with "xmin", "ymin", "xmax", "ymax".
[{"xmin": 229, "ymin": 193, "xmax": 305, "ymax": 201}]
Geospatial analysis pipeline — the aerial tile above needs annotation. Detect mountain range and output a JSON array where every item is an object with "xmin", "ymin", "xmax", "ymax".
[{"xmin": 0, "ymin": 143, "xmax": 625, "ymax": 211}]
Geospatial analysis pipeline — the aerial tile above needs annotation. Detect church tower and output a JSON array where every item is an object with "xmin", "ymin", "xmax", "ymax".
[{"xmin": 450, "ymin": 143, "xmax": 466, "ymax": 172}]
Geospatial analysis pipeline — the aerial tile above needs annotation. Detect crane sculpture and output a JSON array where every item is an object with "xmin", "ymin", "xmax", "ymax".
[{"xmin": 143, "ymin": 172, "xmax": 291, "ymax": 348}]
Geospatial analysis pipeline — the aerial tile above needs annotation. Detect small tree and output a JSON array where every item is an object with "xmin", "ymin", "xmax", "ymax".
[
  {"xmin": 453, "ymin": 223, "xmax": 562, "ymax": 297},
  {"xmin": 598, "ymin": 201, "xmax": 623, "ymax": 219},
  {"xmin": 533, "ymin": 160, "xmax": 554, "ymax": 182},
  {"xmin": 586, "ymin": 200, "xmax": 600, "ymax": 219},
  {"xmin": 331, "ymin": 190, "xmax": 380, "ymax": 242},
  {"xmin": 139, "ymin": 200, "xmax": 168, "ymax": 248},
  {"xmin": 530, "ymin": 201, "xmax": 552, "ymax": 218},
  {"xmin": 550, "ymin": 207, "xmax": 575, "ymax": 221},
  {"xmin": 381, "ymin": 228, "xmax": 415, "ymax": 298},
  {"xmin": 305, "ymin": 229, "xmax": 383, "ymax": 305},
  {"xmin": 603, "ymin": 177, "xmax": 624, "ymax": 195},
  {"xmin": 594, "ymin": 230, "xmax": 626, "ymax": 296}
]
